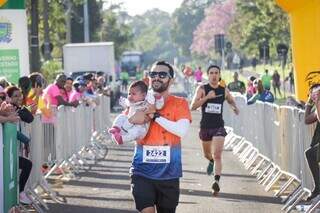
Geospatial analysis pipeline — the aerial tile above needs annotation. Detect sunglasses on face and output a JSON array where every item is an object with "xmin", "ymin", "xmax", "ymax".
[
  {"xmin": 149, "ymin": 71, "xmax": 170, "ymax": 79},
  {"xmin": 0, "ymin": 96, "xmax": 5, "ymax": 101}
]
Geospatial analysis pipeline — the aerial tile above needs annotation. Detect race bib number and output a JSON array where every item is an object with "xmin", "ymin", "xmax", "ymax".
[
  {"xmin": 143, "ymin": 146, "xmax": 170, "ymax": 163},
  {"xmin": 205, "ymin": 103, "xmax": 221, "ymax": 114}
]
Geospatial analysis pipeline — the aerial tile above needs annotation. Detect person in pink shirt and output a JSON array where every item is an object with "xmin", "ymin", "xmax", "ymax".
[
  {"xmin": 69, "ymin": 79, "xmax": 86, "ymax": 103},
  {"xmin": 63, "ymin": 77, "xmax": 74, "ymax": 101},
  {"xmin": 43, "ymin": 74, "xmax": 78, "ymax": 107},
  {"xmin": 194, "ymin": 66, "xmax": 203, "ymax": 83},
  {"xmin": 246, "ymin": 76, "xmax": 257, "ymax": 100}
]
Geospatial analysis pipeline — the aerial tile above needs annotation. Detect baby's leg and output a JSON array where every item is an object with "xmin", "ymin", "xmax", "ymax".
[
  {"xmin": 122, "ymin": 125, "xmax": 148, "ymax": 143},
  {"xmin": 109, "ymin": 114, "xmax": 128, "ymax": 134}
]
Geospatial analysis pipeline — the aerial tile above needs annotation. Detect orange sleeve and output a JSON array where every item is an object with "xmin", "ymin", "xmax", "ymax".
[{"xmin": 175, "ymin": 98, "xmax": 192, "ymax": 122}]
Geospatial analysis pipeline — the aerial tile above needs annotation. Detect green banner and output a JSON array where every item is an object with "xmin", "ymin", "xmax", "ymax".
[
  {"xmin": 0, "ymin": 49, "xmax": 20, "ymax": 85},
  {"xmin": 3, "ymin": 123, "xmax": 18, "ymax": 213},
  {"xmin": 0, "ymin": 0, "xmax": 24, "ymax": 9}
]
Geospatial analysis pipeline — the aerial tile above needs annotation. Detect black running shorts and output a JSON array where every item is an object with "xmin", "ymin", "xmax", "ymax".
[
  {"xmin": 199, "ymin": 127, "xmax": 227, "ymax": 141},
  {"xmin": 131, "ymin": 175, "xmax": 180, "ymax": 212}
]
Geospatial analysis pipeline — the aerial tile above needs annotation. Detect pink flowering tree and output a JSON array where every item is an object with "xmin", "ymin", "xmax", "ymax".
[{"xmin": 191, "ymin": 0, "xmax": 236, "ymax": 55}]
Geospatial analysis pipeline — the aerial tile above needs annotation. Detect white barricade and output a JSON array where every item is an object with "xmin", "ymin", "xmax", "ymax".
[{"xmin": 223, "ymin": 95, "xmax": 316, "ymax": 191}]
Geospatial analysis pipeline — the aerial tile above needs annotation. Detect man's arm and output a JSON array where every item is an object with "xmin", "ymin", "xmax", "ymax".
[
  {"xmin": 155, "ymin": 117, "xmax": 190, "ymax": 138},
  {"xmin": 225, "ymin": 88, "xmax": 239, "ymax": 115},
  {"xmin": 190, "ymin": 85, "xmax": 217, "ymax": 110},
  {"xmin": 0, "ymin": 113, "xmax": 20, "ymax": 123},
  {"xmin": 56, "ymin": 96, "xmax": 78, "ymax": 107}
]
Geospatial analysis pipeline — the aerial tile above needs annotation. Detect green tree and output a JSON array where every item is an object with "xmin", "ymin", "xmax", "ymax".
[
  {"xmin": 71, "ymin": 0, "xmax": 103, "ymax": 42},
  {"xmin": 101, "ymin": 6, "xmax": 133, "ymax": 60},
  {"xmin": 228, "ymin": 0, "xmax": 290, "ymax": 60},
  {"xmin": 129, "ymin": 9, "xmax": 178, "ymax": 66},
  {"xmin": 171, "ymin": 0, "xmax": 214, "ymax": 57}
]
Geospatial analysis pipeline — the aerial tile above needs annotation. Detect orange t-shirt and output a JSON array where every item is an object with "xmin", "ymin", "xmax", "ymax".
[{"xmin": 138, "ymin": 95, "xmax": 192, "ymax": 146}]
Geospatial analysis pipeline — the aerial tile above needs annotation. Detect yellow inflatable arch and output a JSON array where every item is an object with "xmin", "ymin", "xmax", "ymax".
[{"xmin": 276, "ymin": 0, "xmax": 320, "ymax": 101}]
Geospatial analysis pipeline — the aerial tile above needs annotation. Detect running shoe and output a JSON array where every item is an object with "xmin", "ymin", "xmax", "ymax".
[
  {"xmin": 206, "ymin": 161, "xmax": 214, "ymax": 175},
  {"xmin": 19, "ymin": 191, "xmax": 32, "ymax": 205},
  {"xmin": 212, "ymin": 181, "xmax": 220, "ymax": 196},
  {"xmin": 112, "ymin": 133, "xmax": 123, "ymax": 145},
  {"xmin": 108, "ymin": 126, "xmax": 121, "ymax": 134}
]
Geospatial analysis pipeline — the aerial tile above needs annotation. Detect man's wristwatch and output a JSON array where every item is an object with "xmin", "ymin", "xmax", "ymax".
[{"xmin": 153, "ymin": 112, "xmax": 161, "ymax": 121}]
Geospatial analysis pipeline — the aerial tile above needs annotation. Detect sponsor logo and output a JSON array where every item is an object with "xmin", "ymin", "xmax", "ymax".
[{"xmin": 0, "ymin": 17, "xmax": 12, "ymax": 43}]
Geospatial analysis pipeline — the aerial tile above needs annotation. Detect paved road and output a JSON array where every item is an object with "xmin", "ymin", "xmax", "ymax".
[{"xmin": 47, "ymin": 111, "xmax": 283, "ymax": 213}]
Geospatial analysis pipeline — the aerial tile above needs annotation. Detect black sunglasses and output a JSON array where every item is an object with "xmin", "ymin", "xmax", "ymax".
[
  {"xmin": 0, "ymin": 95, "xmax": 6, "ymax": 101},
  {"xmin": 149, "ymin": 71, "xmax": 171, "ymax": 79}
]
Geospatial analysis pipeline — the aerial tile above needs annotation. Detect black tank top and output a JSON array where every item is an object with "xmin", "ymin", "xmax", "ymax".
[{"xmin": 200, "ymin": 84, "xmax": 225, "ymax": 128}]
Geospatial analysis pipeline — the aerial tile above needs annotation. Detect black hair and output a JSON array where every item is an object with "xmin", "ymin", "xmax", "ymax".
[
  {"xmin": 66, "ymin": 77, "xmax": 73, "ymax": 81},
  {"xmin": 5, "ymin": 86, "xmax": 20, "ymax": 98},
  {"xmin": 130, "ymin": 80, "xmax": 148, "ymax": 94},
  {"xmin": 310, "ymin": 83, "xmax": 320, "ymax": 91},
  {"xmin": 18, "ymin": 76, "xmax": 31, "ymax": 93},
  {"xmin": 97, "ymin": 71, "xmax": 104, "ymax": 77},
  {"xmin": 83, "ymin": 73, "xmax": 94, "ymax": 80},
  {"xmin": 153, "ymin": 61, "xmax": 174, "ymax": 78},
  {"xmin": 29, "ymin": 72, "xmax": 45, "ymax": 88},
  {"xmin": 55, "ymin": 73, "xmax": 67, "ymax": 81},
  {"xmin": 206, "ymin": 65, "xmax": 221, "ymax": 74}
]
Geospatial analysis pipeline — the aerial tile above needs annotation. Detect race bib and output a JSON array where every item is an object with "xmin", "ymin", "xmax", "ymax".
[
  {"xmin": 143, "ymin": 146, "xmax": 170, "ymax": 163},
  {"xmin": 205, "ymin": 103, "xmax": 221, "ymax": 114}
]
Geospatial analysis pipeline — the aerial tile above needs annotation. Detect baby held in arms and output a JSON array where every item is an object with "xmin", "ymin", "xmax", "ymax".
[{"xmin": 108, "ymin": 80, "xmax": 164, "ymax": 144}]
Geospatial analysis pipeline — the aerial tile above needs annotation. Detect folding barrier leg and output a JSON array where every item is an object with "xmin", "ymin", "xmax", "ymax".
[
  {"xmin": 242, "ymin": 150, "xmax": 258, "ymax": 165},
  {"xmin": 265, "ymin": 171, "xmax": 283, "ymax": 192},
  {"xmin": 250, "ymin": 157, "xmax": 266, "ymax": 175},
  {"xmin": 39, "ymin": 177, "xmax": 63, "ymax": 203},
  {"xmin": 274, "ymin": 177, "xmax": 295, "ymax": 197},
  {"xmin": 238, "ymin": 145, "xmax": 252, "ymax": 158},
  {"xmin": 239, "ymin": 147, "xmax": 254, "ymax": 163},
  {"xmin": 257, "ymin": 162, "xmax": 273, "ymax": 181},
  {"xmin": 233, "ymin": 140, "xmax": 247, "ymax": 155},
  {"xmin": 258, "ymin": 166, "xmax": 276, "ymax": 184},
  {"xmin": 306, "ymin": 196, "xmax": 320, "ymax": 213},
  {"xmin": 26, "ymin": 188, "xmax": 47, "ymax": 213},
  {"xmin": 282, "ymin": 186, "xmax": 304, "ymax": 210},
  {"xmin": 225, "ymin": 137, "xmax": 243, "ymax": 150},
  {"xmin": 245, "ymin": 153, "xmax": 259, "ymax": 170},
  {"xmin": 285, "ymin": 190, "xmax": 309, "ymax": 213},
  {"xmin": 261, "ymin": 168, "xmax": 279, "ymax": 186}
]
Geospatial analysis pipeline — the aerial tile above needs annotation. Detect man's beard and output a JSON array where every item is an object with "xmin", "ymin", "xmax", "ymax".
[{"xmin": 151, "ymin": 80, "xmax": 170, "ymax": 93}]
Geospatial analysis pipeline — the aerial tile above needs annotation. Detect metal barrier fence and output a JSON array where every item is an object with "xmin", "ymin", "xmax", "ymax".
[
  {"xmin": 9, "ymin": 95, "xmax": 112, "ymax": 212},
  {"xmin": 223, "ymin": 94, "xmax": 315, "ymax": 191}
]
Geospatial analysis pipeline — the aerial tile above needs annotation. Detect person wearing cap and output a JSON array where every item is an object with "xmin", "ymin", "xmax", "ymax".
[{"xmin": 69, "ymin": 79, "xmax": 87, "ymax": 103}]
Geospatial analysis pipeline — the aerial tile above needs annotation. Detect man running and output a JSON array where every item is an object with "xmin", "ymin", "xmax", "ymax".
[
  {"xmin": 129, "ymin": 61, "xmax": 192, "ymax": 213},
  {"xmin": 190, "ymin": 65, "xmax": 239, "ymax": 196}
]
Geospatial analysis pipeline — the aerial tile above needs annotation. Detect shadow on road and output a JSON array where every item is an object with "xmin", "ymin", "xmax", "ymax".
[
  {"xmin": 180, "ymin": 188, "xmax": 282, "ymax": 204},
  {"xmin": 48, "ymin": 203, "xmax": 135, "ymax": 213}
]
